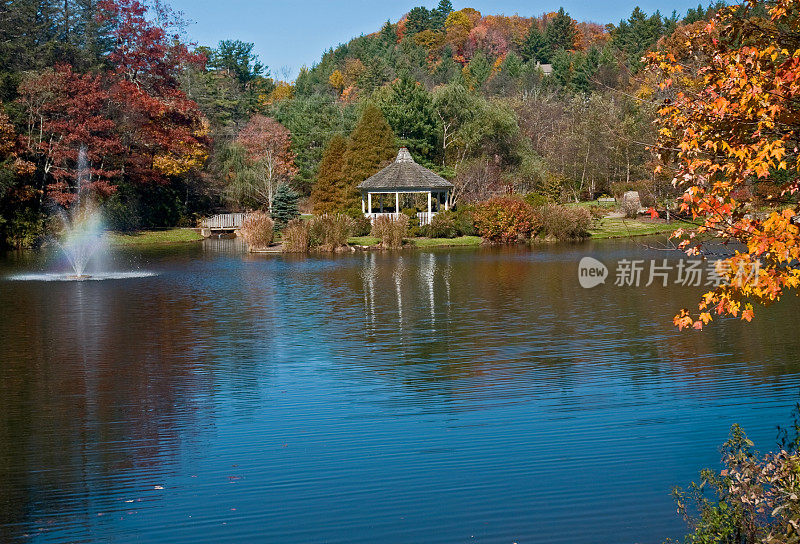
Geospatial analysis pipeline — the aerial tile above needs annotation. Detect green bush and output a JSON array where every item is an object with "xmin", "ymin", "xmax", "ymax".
[
  {"xmin": 282, "ymin": 219, "xmax": 310, "ymax": 252},
  {"xmin": 673, "ymin": 422, "xmax": 800, "ymax": 544},
  {"xmin": 5, "ymin": 208, "xmax": 46, "ymax": 249},
  {"xmin": 421, "ymin": 210, "xmax": 459, "ymax": 238},
  {"xmin": 535, "ymin": 204, "xmax": 592, "ymax": 240},
  {"xmin": 104, "ymin": 193, "xmax": 140, "ymax": 231},
  {"xmin": 342, "ymin": 207, "xmax": 371, "ymax": 236},
  {"xmin": 473, "ymin": 197, "xmax": 537, "ymax": 243},
  {"xmin": 453, "ymin": 206, "xmax": 477, "ymax": 236},
  {"xmin": 370, "ymin": 214, "xmax": 408, "ymax": 248},
  {"xmin": 308, "ymin": 214, "xmax": 350, "ymax": 251},
  {"xmin": 401, "ymin": 207, "xmax": 419, "ymax": 231},
  {"xmin": 523, "ymin": 192, "xmax": 549, "ymax": 208},
  {"xmin": 240, "ymin": 211, "xmax": 274, "ymax": 250}
]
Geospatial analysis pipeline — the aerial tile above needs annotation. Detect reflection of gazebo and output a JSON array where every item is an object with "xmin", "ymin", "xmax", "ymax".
[{"xmin": 358, "ymin": 148, "xmax": 454, "ymax": 225}]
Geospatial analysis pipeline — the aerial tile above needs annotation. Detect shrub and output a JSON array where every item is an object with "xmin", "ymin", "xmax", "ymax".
[
  {"xmin": 104, "ymin": 192, "xmax": 140, "ymax": 231},
  {"xmin": 408, "ymin": 225, "xmax": 423, "ymax": 237},
  {"xmin": 422, "ymin": 210, "xmax": 459, "ymax": 238},
  {"xmin": 473, "ymin": 197, "xmax": 537, "ymax": 243},
  {"xmin": 535, "ymin": 204, "xmax": 592, "ymax": 240},
  {"xmin": 523, "ymin": 192, "xmax": 549, "ymax": 208},
  {"xmin": 240, "ymin": 211, "xmax": 274, "ymax": 250},
  {"xmin": 674, "ymin": 422, "xmax": 800, "ymax": 544},
  {"xmin": 281, "ymin": 218, "xmax": 309, "ymax": 252},
  {"xmin": 308, "ymin": 214, "xmax": 350, "ymax": 251},
  {"xmin": 402, "ymin": 207, "xmax": 420, "ymax": 232},
  {"xmin": 453, "ymin": 206, "xmax": 477, "ymax": 236},
  {"xmin": 6, "ymin": 208, "xmax": 46, "ymax": 248},
  {"xmin": 371, "ymin": 214, "xmax": 408, "ymax": 248},
  {"xmin": 343, "ymin": 208, "xmax": 372, "ymax": 236},
  {"xmin": 585, "ymin": 204, "xmax": 610, "ymax": 220}
]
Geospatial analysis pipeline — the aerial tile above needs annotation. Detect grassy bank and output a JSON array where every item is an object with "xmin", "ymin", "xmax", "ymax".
[
  {"xmin": 347, "ymin": 235, "xmax": 483, "ymax": 248},
  {"xmin": 106, "ymin": 228, "xmax": 203, "ymax": 247},
  {"xmin": 347, "ymin": 236, "xmax": 381, "ymax": 246},
  {"xmin": 589, "ymin": 218, "xmax": 682, "ymax": 239},
  {"xmin": 409, "ymin": 236, "xmax": 483, "ymax": 248},
  {"xmin": 105, "ymin": 220, "xmax": 687, "ymax": 250}
]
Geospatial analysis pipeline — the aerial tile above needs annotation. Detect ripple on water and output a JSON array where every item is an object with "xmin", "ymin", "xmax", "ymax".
[
  {"xmin": 1, "ymin": 240, "xmax": 800, "ymax": 544},
  {"xmin": 6, "ymin": 271, "xmax": 157, "ymax": 281}
]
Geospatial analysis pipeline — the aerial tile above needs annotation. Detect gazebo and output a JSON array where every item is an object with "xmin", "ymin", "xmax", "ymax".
[{"xmin": 358, "ymin": 148, "xmax": 454, "ymax": 225}]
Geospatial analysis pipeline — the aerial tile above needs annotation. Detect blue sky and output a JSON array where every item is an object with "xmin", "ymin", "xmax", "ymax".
[{"xmin": 168, "ymin": 0, "xmax": 708, "ymax": 80}]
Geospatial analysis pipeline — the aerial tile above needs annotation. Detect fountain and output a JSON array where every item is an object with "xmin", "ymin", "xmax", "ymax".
[
  {"xmin": 8, "ymin": 147, "xmax": 155, "ymax": 282},
  {"xmin": 54, "ymin": 147, "xmax": 107, "ymax": 280}
]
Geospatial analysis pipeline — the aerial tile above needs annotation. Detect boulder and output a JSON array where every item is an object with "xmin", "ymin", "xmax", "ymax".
[{"xmin": 621, "ymin": 191, "xmax": 641, "ymax": 218}]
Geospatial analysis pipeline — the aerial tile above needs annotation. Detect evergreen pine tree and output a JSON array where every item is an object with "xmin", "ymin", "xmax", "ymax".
[
  {"xmin": 378, "ymin": 74, "xmax": 440, "ymax": 165},
  {"xmin": 341, "ymin": 104, "xmax": 397, "ymax": 210},
  {"xmin": 432, "ymin": 0, "xmax": 453, "ymax": 29},
  {"xmin": 311, "ymin": 134, "xmax": 348, "ymax": 214},
  {"xmin": 520, "ymin": 26, "xmax": 550, "ymax": 64},
  {"xmin": 271, "ymin": 182, "xmax": 300, "ymax": 229},
  {"xmin": 545, "ymin": 8, "xmax": 577, "ymax": 54}
]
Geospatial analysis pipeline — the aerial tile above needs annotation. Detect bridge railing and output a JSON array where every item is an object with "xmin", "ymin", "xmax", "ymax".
[{"xmin": 202, "ymin": 213, "xmax": 247, "ymax": 229}]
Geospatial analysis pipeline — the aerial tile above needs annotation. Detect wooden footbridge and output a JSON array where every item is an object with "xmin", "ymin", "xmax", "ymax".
[{"xmin": 200, "ymin": 213, "xmax": 247, "ymax": 236}]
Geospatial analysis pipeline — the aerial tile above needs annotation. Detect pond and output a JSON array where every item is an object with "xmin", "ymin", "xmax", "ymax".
[{"xmin": 1, "ymin": 238, "xmax": 799, "ymax": 543}]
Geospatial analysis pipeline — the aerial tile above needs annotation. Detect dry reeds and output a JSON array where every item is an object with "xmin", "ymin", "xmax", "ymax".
[
  {"xmin": 370, "ymin": 214, "xmax": 408, "ymax": 248},
  {"xmin": 281, "ymin": 218, "xmax": 310, "ymax": 252},
  {"xmin": 309, "ymin": 214, "xmax": 350, "ymax": 251},
  {"xmin": 240, "ymin": 211, "xmax": 274, "ymax": 251}
]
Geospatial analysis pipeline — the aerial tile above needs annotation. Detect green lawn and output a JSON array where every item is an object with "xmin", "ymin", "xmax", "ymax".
[
  {"xmin": 106, "ymin": 228, "xmax": 204, "ymax": 246},
  {"xmin": 564, "ymin": 200, "xmax": 618, "ymax": 209},
  {"xmin": 409, "ymin": 236, "xmax": 483, "ymax": 248},
  {"xmin": 589, "ymin": 218, "xmax": 683, "ymax": 239},
  {"xmin": 347, "ymin": 235, "xmax": 483, "ymax": 248},
  {"xmin": 347, "ymin": 236, "xmax": 381, "ymax": 246}
]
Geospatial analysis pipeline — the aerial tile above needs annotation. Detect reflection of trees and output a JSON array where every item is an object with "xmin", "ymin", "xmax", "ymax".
[
  {"xmin": 2, "ymin": 240, "xmax": 799, "ymax": 541},
  {"xmin": 308, "ymin": 244, "xmax": 800, "ymax": 405},
  {"xmin": 0, "ymin": 262, "xmax": 279, "ymax": 541}
]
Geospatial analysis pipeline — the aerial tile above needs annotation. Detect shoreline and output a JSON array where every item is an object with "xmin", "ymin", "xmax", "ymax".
[{"xmin": 105, "ymin": 219, "xmax": 683, "ymax": 250}]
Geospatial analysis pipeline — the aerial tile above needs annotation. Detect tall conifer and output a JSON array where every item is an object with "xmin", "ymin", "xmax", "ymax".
[
  {"xmin": 311, "ymin": 134, "xmax": 347, "ymax": 214},
  {"xmin": 341, "ymin": 105, "xmax": 396, "ymax": 210}
]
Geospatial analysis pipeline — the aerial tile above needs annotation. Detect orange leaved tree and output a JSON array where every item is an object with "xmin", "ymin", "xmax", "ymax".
[{"xmin": 648, "ymin": 0, "xmax": 800, "ymax": 329}]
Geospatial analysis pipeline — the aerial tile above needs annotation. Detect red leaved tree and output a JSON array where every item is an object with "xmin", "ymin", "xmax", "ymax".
[
  {"xmin": 99, "ymin": 0, "xmax": 209, "ymax": 185},
  {"xmin": 229, "ymin": 115, "xmax": 298, "ymax": 209},
  {"xmin": 18, "ymin": 65, "xmax": 122, "ymax": 206}
]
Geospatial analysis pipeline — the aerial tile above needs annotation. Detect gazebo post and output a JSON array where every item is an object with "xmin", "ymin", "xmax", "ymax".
[
  {"xmin": 444, "ymin": 191, "xmax": 450, "ymax": 211},
  {"xmin": 380, "ymin": 194, "xmax": 384, "ymax": 213},
  {"xmin": 361, "ymin": 193, "xmax": 365, "ymax": 214},
  {"xmin": 427, "ymin": 191, "xmax": 432, "ymax": 225},
  {"xmin": 368, "ymin": 192, "xmax": 372, "ymax": 217},
  {"xmin": 395, "ymin": 192, "xmax": 400, "ymax": 216}
]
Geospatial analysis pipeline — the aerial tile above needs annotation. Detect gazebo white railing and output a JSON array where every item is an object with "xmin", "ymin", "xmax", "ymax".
[
  {"xmin": 358, "ymin": 148, "xmax": 454, "ymax": 227},
  {"xmin": 363, "ymin": 211, "xmax": 437, "ymax": 226}
]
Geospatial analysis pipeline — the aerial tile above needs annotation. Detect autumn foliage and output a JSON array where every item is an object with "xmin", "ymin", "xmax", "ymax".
[
  {"xmin": 648, "ymin": 0, "xmax": 800, "ymax": 329},
  {"xmin": 14, "ymin": 0, "xmax": 209, "ymax": 207},
  {"xmin": 473, "ymin": 197, "xmax": 537, "ymax": 243}
]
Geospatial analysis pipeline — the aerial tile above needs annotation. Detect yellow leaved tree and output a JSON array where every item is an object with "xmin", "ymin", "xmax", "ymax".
[{"xmin": 648, "ymin": 0, "xmax": 800, "ymax": 329}]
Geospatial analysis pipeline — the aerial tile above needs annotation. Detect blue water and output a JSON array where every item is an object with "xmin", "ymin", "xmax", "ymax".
[{"xmin": 1, "ymin": 238, "xmax": 799, "ymax": 543}]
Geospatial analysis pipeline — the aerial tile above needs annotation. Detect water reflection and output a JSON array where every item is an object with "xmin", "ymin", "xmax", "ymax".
[{"xmin": 1, "ymin": 239, "xmax": 799, "ymax": 544}]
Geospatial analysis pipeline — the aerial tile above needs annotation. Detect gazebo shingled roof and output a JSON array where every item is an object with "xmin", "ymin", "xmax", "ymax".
[{"xmin": 357, "ymin": 148, "xmax": 454, "ymax": 191}]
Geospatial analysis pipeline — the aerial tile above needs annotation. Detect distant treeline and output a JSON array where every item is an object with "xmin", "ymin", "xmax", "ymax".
[{"xmin": 0, "ymin": 0, "xmax": 723, "ymax": 247}]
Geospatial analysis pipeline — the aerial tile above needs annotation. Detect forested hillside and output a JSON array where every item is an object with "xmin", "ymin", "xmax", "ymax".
[{"xmin": 0, "ymin": 0, "xmax": 723, "ymax": 247}]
